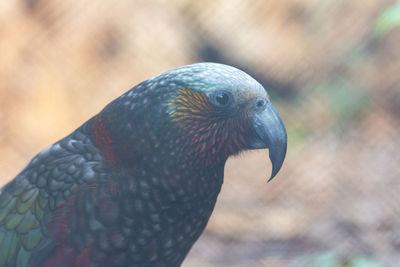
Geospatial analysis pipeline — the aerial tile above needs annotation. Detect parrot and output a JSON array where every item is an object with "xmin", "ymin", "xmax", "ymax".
[{"xmin": 0, "ymin": 63, "xmax": 287, "ymax": 267}]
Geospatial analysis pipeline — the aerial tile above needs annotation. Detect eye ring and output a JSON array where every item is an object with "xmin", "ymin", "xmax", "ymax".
[{"xmin": 210, "ymin": 90, "xmax": 234, "ymax": 107}]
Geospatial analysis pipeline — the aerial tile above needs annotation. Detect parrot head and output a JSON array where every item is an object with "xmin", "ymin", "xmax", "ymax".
[{"xmin": 101, "ymin": 63, "xmax": 287, "ymax": 181}]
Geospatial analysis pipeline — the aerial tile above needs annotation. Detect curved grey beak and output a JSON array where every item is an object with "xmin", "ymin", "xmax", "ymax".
[{"xmin": 250, "ymin": 100, "xmax": 287, "ymax": 182}]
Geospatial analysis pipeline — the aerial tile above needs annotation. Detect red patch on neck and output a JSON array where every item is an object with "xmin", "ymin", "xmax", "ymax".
[
  {"xmin": 92, "ymin": 114, "xmax": 117, "ymax": 167},
  {"xmin": 40, "ymin": 245, "xmax": 92, "ymax": 267}
]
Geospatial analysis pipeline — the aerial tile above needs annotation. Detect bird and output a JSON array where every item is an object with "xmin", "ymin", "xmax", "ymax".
[{"xmin": 0, "ymin": 63, "xmax": 287, "ymax": 267}]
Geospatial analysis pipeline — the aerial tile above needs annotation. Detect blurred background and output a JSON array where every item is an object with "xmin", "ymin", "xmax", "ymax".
[{"xmin": 1, "ymin": 0, "xmax": 400, "ymax": 266}]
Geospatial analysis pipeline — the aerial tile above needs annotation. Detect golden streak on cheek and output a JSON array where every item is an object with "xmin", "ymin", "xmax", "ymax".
[{"xmin": 169, "ymin": 88, "xmax": 212, "ymax": 125}]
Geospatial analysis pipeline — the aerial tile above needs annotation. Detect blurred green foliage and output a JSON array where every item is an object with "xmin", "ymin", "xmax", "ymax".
[
  {"xmin": 375, "ymin": 1, "xmax": 400, "ymax": 36},
  {"xmin": 286, "ymin": 77, "xmax": 369, "ymax": 150},
  {"xmin": 286, "ymin": 121, "xmax": 311, "ymax": 152},
  {"xmin": 321, "ymin": 78, "xmax": 370, "ymax": 132}
]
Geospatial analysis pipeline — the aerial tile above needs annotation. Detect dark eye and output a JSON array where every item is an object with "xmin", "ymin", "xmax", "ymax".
[
  {"xmin": 216, "ymin": 93, "xmax": 229, "ymax": 105},
  {"xmin": 211, "ymin": 91, "xmax": 233, "ymax": 107}
]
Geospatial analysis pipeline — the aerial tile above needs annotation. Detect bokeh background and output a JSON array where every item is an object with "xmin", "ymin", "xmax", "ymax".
[{"xmin": 1, "ymin": 0, "xmax": 400, "ymax": 266}]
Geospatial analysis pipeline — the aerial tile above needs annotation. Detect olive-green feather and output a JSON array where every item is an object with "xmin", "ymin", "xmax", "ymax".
[
  {"xmin": 16, "ymin": 246, "xmax": 31, "ymax": 267},
  {"xmin": 16, "ymin": 211, "xmax": 39, "ymax": 234},
  {"xmin": 20, "ymin": 188, "xmax": 37, "ymax": 203},
  {"xmin": 17, "ymin": 190, "xmax": 37, "ymax": 214},
  {"xmin": 0, "ymin": 192, "xmax": 13, "ymax": 208},
  {"xmin": 0, "ymin": 229, "xmax": 18, "ymax": 266},
  {"xmin": 0, "ymin": 197, "xmax": 16, "ymax": 223},
  {"xmin": 34, "ymin": 197, "xmax": 46, "ymax": 222},
  {"xmin": 21, "ymin": 227, "xmax": 43, "ymax": 251},
  {"xmin": 5, "ymin": 213, "xmax": 25, "ymax": 230}
]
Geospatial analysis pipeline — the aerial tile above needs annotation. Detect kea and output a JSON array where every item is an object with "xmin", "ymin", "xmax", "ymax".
[{"xmin": 0, "ymin": 63, "xmax": 287, "ymax": 267}]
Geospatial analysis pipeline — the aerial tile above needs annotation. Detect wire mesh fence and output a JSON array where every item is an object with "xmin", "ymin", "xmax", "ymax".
[{"xmin": 0, "ymin": 0, "xmax": 399, "ymax": 266}]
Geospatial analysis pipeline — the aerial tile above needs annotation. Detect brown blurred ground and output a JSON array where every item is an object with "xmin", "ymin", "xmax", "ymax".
[{"xmin": 1, "ymin": 0, "xmax": 400, "ymax": 266}]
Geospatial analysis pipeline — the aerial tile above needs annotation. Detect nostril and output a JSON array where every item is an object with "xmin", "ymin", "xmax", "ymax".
[{"xmin": 255, "ymin": 98, "xmax": 267, "ymax": 110}]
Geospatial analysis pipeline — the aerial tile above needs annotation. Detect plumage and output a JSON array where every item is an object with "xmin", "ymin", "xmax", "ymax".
[{"xmin": 0, "ymin": 63, "xmax": 287, "ymax": 266}]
